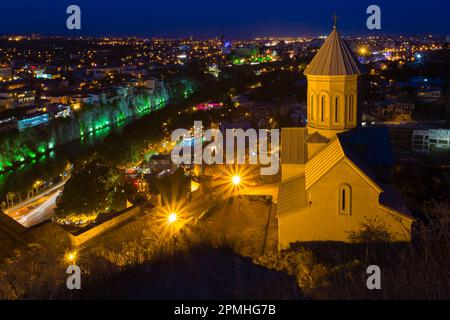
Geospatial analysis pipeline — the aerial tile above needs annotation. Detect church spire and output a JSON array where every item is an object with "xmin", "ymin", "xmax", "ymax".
[
  {"xmin": 304, "ymin": 24, "xmax": 362, "ymax": 138},
  {"xmin": 304, "ymin": 26, "xmax": 362, "ymax": 76}
]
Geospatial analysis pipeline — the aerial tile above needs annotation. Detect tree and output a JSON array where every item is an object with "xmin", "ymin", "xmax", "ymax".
[
  {"xmin": 348, "ymin": 218, "xmax": 393, "ymax": 265},
  {"xmin": 155, "ymin": 168, "xmax": 190, "ymax": 206},
  {"xmin": 55, "ymin": 159, "xmax": 120, "ymax": 219},
  {"xmin": 348, "ymin": 218, "xmax": 393, "ymax": 244}
]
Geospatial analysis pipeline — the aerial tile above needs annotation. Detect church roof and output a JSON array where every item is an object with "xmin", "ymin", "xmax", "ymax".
[
  {"xmin": 277, "ymin": 174, "xmax": 307, "ymax": 217},
  {"xmin": 306, "ymin": 132, "xmax": 329, "ymax": 144},
  {"xmin": 305, "ymin": 138, "xmax": 345, "ymax": 189},
  {"xmin": 304, "ymin": 131, "xmax": 412, "ymax": 218},
  {"xmin": 304, "ymin": 28, "xmax": 363, "ymax": 76},
  {"xmin": 379, "ymin": 183, "xmax": 412, "ymax": 217},
  {"xmin": 339, "ymin": 127, "xmax": 394, "ymax": 167},
  {"xmin": 281, "ymin": 127, "xmax": 308, "ymax": 165}
]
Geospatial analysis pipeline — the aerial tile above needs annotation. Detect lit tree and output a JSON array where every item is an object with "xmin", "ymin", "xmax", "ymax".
[{"xmin": 55, "ymin": 159, "xmax": 120, "ymax": 219}]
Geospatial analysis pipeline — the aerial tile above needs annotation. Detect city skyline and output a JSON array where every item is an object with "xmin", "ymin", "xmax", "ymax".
[
  {"xmin": 0, "ymin": 0, "xmax": 449, "ymax": 39},
  {"xmin": 0, "ymin": 2, "xmax": 449, "ymax": 305}
]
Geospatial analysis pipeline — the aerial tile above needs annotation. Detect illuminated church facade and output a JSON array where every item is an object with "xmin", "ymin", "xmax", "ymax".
[{"xmin": 277, "ymin": 25, "xmax": 414, "ymax": 249}]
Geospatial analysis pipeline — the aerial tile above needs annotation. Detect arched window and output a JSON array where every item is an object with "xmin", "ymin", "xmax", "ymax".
[
  {"xmin": 339, "ymin": 184, "xmax": 352, "ymax": 215},
  {"xmin": 310, "ymin": 95, "xmax": 314, "ymax": 120},
  {"xmin": 335, "ymin": 97, "xmax": 339, "ymax": 123},
  {"xmin": 321, "ymin": 96, "xmax": 325, "ymax": 122},
  {"xmin": 349, "ymin": 95, "xmax": 354, "ymax": 122}
]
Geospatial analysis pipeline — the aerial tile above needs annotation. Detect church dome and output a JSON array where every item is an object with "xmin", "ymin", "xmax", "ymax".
[{"xmin": 304, "ymin": 28, "xmax": 363, "ymax": 76}]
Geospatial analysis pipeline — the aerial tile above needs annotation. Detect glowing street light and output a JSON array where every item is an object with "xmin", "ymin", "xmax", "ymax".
[
  {"xmin": 168, "ymin": 213, "xmax": 178, "ymax": 224},
  {"xmin": 65, "ymin": 250, "xmax": 77, "ymax": 264},
  {"xmin": 232, "ymin": 175, "xmax": 241, "ymax": 186},
  {"xmin": 33, "ymin": 180, "xmax": 42, "ymax": 188},
  {"xmin": 358, "ymin": 46, "xmax": 369, "ymax": 56}
]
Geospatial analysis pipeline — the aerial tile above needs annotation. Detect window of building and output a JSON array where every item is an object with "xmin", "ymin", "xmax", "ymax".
[
  {"xmin": 335, "ymin": 97, "xmax": 339, "ymax": 123},
  {"xmin": 349, "ymin": 95, "xmax": 354, "ymax": 122},
  {"xmin": 310, "ymin": 95, "xmax": 314, "ymax": 120},
  {"xmin": 339, "ymin": 184, "xmax": 351, "ymax": 215},
  {"xmin": 321, "ymin": 96, "xmax": 325, "ymax": 122}
]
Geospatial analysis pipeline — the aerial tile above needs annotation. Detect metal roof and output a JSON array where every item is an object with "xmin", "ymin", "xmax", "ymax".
[
  {"xmin": 306, "ymin": 131, "xmax": 329, "ymax": 144},
  {"xmin": 339, "ymin": 127, "xmax": 394, "ymax": 167},
  {"xmin": 281, "ymin": 127, "xmax": 308, "ymax": 164},
  {"xmin": 304, "ymin": 28, "xmax": 363, "ymax": 76},
  {"xmin": 277, "ymin": 174, "xmax": 307, "ymax": 217},
  {"xmin": 304, "ymin": 131, "xmax": 411, "ymax": 217},
  {"xmin": 305, "ymin": 138, "xmax": 345, "ymax": 189},
  {"xmin": 277, "ymin": 127, "xmax": 412, "ymax": 218}
]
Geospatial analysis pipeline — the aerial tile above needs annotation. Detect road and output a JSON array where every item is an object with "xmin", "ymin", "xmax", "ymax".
[
  {"xmin": 4, "ymin": 181, "xmax": 66, "ymax": 228},
  {"xmin": 2, "ymin": 177, "xmax": 279, "ymax": 229}
]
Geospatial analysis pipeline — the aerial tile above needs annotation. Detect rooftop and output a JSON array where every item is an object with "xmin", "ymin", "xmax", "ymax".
[{"xmin": 304, "ymin": 28, "xmax": 363, "ymax": 76}]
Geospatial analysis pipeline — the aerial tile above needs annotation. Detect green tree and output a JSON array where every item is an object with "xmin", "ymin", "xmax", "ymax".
[{"xmin": 55, "ymin": 159, "xmax": 120, "ymax": 219}]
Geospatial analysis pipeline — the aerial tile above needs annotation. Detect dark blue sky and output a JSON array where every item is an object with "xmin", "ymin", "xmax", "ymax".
[{"xmin": 0, "ymin": 0, "xmax": 448, "ymax": 39}]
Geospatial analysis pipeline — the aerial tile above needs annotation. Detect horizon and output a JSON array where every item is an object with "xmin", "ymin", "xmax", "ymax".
[
  {"xmin": 0, "ymin": 0, "xmax": 448, "ymax": 39},
  {"xmin": 0, "ymin": 31, "xmax": 447, "ymax": 42}
]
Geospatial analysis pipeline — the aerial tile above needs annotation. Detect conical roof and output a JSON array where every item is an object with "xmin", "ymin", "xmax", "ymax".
[{"xmin": 304, "ymin": 28, "xmax": 363, "ymax": 76}]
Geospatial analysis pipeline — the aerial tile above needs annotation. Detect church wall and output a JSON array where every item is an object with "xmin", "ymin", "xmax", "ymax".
[
  {"xmin": 307, "ymin": 75, "xmax": 358, "ymax": 139},
  {"xmin": 278, "ymin": 207, "xmax": 308, "ymax": 250},
  {"xmin": 278, "ymin": 160, "xmax": 412, "ymax": 249}
]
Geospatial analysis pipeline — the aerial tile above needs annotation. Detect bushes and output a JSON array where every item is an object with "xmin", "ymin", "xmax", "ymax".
[
  {"xmin": 0, "ymin": 201, "xmax": 448, "ymax": 299},
  {"xmin": 256, "ymin": 202, "xmax": 450, "ymax": 299},
  {"xmin": 256, "ymin": 248, "xmax": 328, "ymax": 297},
  {"xmin": 0, "ymin": 240, "xmax": 68, "ymax": 299}
]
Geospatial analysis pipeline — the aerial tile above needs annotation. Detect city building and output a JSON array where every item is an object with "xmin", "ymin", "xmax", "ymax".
[
  {"xmin": 148, "ymin": 154, "xmax": 173, "ymax": 173},
  {"xmin": 0, "ymin": 117, "xmax": 18, "ymax": 133},
  {"xmin": 17, "ymin": 112, "xmax": 49, "ymax": 131},
  {"xmin": 417, "ymin": 87, "xmax": 443, "ymax": 102},
  {"xmin": 0, "ymin": 65, "xmax": 12, "ymax": 82},
  {"xmin": 411, "ymin": 129, "xmax": 429, "ymax": 153},
  {"xmin": 86, "ymin": 66, "xmax": 123, "ymax": 80},
  {"xmin": 0, "ymin": 89, "xmax": 35, "ymax": 110},
  {"xmin": 45, "ymin": 103, "xmax": 71, "ymax": 119},
  {"xmin": 277, "ymin": 25, "xmax": 413, "ymax": 248},
  {"xmin": 412, "ymin": 129, "xmax": 450, "ymax": 153},
  {"xmin": 221, "ymin": 35, "xmax": 232, "ymax": 55}
]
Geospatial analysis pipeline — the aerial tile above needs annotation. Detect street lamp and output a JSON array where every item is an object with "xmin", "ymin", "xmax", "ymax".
[
  {"xmin": 358, "ymin": 46, "xmax": 368, "ymax": 56},
  {"xmin": 65, "ymin": 250, "xmax": 77, "ymax": 264},
  {"xmin": 232, "ymin": 175, "xmax": 241, "ymax": 186},
  {"xmin": 168, "ymin": 213, "xmax": 178, "ymax": 224}
]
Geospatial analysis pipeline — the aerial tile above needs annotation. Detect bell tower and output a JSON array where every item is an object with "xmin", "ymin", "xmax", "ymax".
[{"xmin": 304, "ymin": 21, "xmax": 363, "ymax": 140}]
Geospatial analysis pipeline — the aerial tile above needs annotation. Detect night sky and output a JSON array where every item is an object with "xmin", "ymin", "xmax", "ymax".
[{"xmin": 0, "ymin": 0, "xmax": 449, "ymax": 38}]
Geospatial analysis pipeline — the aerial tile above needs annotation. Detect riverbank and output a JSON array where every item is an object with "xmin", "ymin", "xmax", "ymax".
[{"xmin": 0, "ymin": 78, "xmax": 196, "ymax": 203}]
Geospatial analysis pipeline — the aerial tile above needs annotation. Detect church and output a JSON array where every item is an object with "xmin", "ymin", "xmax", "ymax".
[{"xmin": 277, "ymin": 24, "xmax": 414, "ymax": 249}]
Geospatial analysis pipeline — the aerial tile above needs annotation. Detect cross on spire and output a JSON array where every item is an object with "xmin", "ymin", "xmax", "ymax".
[{"xmin": 332, "ymin": 13, "xmax": 339, "ymax": 29}]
